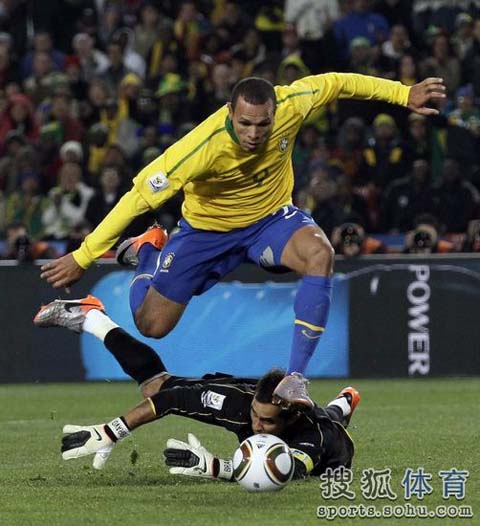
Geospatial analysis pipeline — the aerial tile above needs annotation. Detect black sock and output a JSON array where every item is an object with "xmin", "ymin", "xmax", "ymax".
[{"xmin": 103, "ymin": 328, "xmax": 166, "ymax": 384}]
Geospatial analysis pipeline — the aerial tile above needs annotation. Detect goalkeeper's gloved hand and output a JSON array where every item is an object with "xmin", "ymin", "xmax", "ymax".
[
  {"xmin": 164, "ymin": 433, "xmax": 233, "ymax": 481},
  {"xmin": 61, "ymin": 417, "xmax": 131, "ymax": 470}
]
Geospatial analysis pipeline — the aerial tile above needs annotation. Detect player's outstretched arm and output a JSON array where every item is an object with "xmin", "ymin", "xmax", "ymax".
[
  {"xmin": 407, "ymin": 77, "xmax": 446, "ymax": 116},
  {"xmin": 40, "ymin": 253, "xmax": 84, "ymax": 289},
  {"xmin": 164, "ymin": 433, "xmax": 234, "ymax": 481}
]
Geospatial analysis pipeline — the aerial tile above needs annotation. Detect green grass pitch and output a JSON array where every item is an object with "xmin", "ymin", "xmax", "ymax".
[{"xmin": 0, "ymin": 378, "xmax": 478, "ymax": 526}]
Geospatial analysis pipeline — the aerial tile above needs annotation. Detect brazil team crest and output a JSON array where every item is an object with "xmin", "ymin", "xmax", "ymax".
[{"xmin": 278, "ymin": 136, "xmax": 289, "ymax": 152}]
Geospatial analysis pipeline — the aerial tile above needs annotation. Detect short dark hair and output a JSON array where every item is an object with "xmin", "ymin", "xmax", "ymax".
[
  {"xmin": 230, "ymin": 77, "xmax": 276, "ymax": 111},
  {"xmin": 254, "ymin": 368, "xmax": 285, "ymax": 404}
]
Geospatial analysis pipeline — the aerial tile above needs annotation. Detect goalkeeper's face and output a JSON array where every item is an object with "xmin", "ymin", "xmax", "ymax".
[
  {"xmin": 228, "ymin": 96, "xmax": 275, "ymax": 153},
  {"xmin": 250, "ymin": 398, "xmax": 286, "ymax": 436}
]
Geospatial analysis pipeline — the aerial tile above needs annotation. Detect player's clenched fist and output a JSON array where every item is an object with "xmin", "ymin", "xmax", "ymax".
[{"xmin": 61, "ymin": 417, "xmax": 131, "ymax": 469}]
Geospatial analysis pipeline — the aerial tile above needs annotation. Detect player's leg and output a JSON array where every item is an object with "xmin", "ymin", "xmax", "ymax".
[
  {"xmin": 280, "ymin": 223, "xmax": 334, "ymax": 374},
  {"xmin": 33, "ymin": 296, "xmax": 172, "ymax": 396},
  {"xmin": 326, "ymin": 386, "xmax": 361, "ymax": 428},
  {"xmin": 135, "ymin": 219, "xmax": 246, "ymax": 338},
  {"xmin": 247, "ymin": 206, "xmax": 334, "ymax": 375}
]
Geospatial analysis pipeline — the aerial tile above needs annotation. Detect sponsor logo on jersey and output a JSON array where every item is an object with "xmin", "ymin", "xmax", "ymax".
[
  {"xmin": 201, "ymin": 390, "xmax": 226, "ymax": 411},
  {"xmin": 147, "ymin": 172, "xmax": 169, "ymax": 193},
  {"xmin": 279, "ymin": 136, "xmax": 289, "ymax": 152}
]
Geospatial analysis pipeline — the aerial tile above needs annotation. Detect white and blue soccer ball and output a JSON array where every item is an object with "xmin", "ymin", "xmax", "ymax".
[{"xmin": 233, "ymin": 434, "xmax": 294, "ymax": 492}]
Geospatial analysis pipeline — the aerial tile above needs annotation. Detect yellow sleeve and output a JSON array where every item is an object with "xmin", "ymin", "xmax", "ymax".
[
  {"xmin": 72, "ymin": 187, "xmax": 151, "ymax": 268},
  {"xmin": 280, "ymin": 73, "xmax": 411, "ymax": 117}
]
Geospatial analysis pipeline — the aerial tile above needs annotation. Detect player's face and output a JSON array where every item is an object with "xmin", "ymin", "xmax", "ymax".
[
  {"xmin": 228, "ymin": 96, "xmax": 275, "ymax": 153},
  {"xmin": 250, "ymin": 399, "xmax": 286, "ymax": 436}
]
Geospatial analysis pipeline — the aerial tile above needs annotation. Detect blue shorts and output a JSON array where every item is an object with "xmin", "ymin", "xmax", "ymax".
[{"xmin": 151, "ymin": 205, "xmax": 317, "ymax": 304}]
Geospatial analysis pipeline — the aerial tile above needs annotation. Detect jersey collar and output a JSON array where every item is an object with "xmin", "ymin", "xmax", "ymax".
[{"xmin": 225, "ymin": 116, "xmax": 240, "ymax": 145}]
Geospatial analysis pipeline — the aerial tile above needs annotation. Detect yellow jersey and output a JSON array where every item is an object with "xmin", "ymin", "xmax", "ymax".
[{"xmin": 73, "ymin": 73, "xmax": 410, "ymax": 268}]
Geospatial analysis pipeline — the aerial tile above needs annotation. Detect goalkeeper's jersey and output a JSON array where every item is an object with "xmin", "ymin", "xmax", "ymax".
[
  {"xmin": 73, "ymin": 73, "xmax": 409, "ymax": 268},
  {"xmin": 150, "ymin": 374, "xmax": 354, "ymax": 477}
]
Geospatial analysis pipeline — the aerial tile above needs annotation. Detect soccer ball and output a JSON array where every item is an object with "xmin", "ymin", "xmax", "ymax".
[{"xmin": 233, "ymin": 434, "xmax": 294, "ymax": 492}]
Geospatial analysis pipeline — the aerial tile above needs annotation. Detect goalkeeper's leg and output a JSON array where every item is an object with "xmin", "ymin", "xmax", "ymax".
[{"xmin": 34, "ymin": 295, "xmax": 185, "ymax": 397}]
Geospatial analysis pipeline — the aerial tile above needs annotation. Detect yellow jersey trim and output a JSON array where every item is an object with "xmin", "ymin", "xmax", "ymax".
[
  {"xmin": 147, "ymin": 397, "xmax": 157, "ymax": 417},
  {"xmin": 294, "ymin": 319, "xmax": 325, "ymax": 332},
  {"xmin": 168, "ymin": 126, "xmax": 226, "ymax": 177}
]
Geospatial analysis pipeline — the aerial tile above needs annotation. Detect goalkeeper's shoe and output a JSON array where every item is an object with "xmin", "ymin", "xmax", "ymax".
[
  {"xmin": 330, "ymin": 386, "xmax": 361, "ymax": 427},
  {"xmin": 33, "ymin": 295, "xmax": 105, "ymax": 333},
  {"xmin": 272, "ymin": 372, "xmax": 314, "ymax": 410},
  {"xmin": 116, "ymin": 223, "xmax": 168, "ymax": 267}
]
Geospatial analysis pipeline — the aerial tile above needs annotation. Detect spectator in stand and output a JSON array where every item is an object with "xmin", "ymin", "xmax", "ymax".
[
  {"xmin": 215, "ymin": 1, "xmax": 252, "ymax": 49},
  {"xmin": 72, "ymin": 33, "xmax": 109, "ymax": 83},
  {"xmin": 292, "ymin": 124, "xmax": 322, "ymax": 192},
  {"xmin": 451, "ymin": 13, "xmax": 474, "ymax": 60},
  {"xmin": 331, "ymin": 222, "xmax": 386, "ymax": 256},
  {"xmin": 462, "ymin": 18, "xmax": 480, "ymax": 97},
  {"xmin": 104, "ymin": 40, "xmax": 132, "ymax": 95},
  {"xmin": 80, "ymin": 78, "xmax": 110, "ymax": 129},
  {"xmin": 380, "ymin": 24, "xmax": 413, "ymax": 77},
  {"xmin": 0, "ymin": 45, "xmax": 20, "ymax": 89},
  {"xmin": 435, "ymin": 158, "xmax": 479, "ymax": 233},
  {"xmin": 85, "ymin": 165, "xmax": 123, "ymax": 229},
  {"xmin": 48, "ymin": 92, "xmax": 85, "ymax": 143},
  {"xmin": 42, "ymin": 161, "xmax": 94, "ymax": 240},
  {"xmin": 230, "ymin": 28, "xmax": 267, "ymax": 78},
  {"xmin": 99, "ymin": 97, "xmax": 139, "ymax": 159},
  {"xmin": 334, "ymin": 0, "xmax": 390, "ymax": 65},
  {"xmin": 23, "ymin": 51, "xmax": 56, "ymax": 105},
  {"xmin": 0, "ymin": 93, "xmax": 38, "ymax": 147},
  {"xmin": 360, "ymin": 113, "xmax": 407, "ymax": 189},
  {"xmin": 380, "ymin": 158, "xmax": 437, "ymax": 232},
  {"xmin": 446, "ymin": 84, "xmax": 480, "ymax": 175},
  {"xmin": 97, "ymin": 4, "xmax": 123, "ymax": 51},
  {"xmin": 5, "ymin": 171, "xmax": 46, "ymax": 240},
  {"xmin": 134, "ymin": 3, "xmax": 172, "ymax": 60},
  {"xmin": 396, "ymin": 53, "xmax": 418, "ymax": 86},
  {"xmin": 330, "ymin": 117, "xmax": 366, "ymax": 183},
  {"xmin": 174, "ymin": 1, "xmax": 210, "ymax": 61},
  {"xmin": 20, "ymin": 31, "xmax": 65, "ymax": 80},
  {"xmin": 1, "ymin": 221, "xmax": 56, "ymax": 261},
  {"xmin": 59, "ymin": 141, "xmax": 84, "ymax": 169},
  {"xmin": 112, "ymin": 28, "xmax": 146, "ymax": 80},
  {"xmin": 155, "ymin": 73, "xmax": 190, "ymax": 143},
  {"xmin": 463, "ymin": 219, "xmax": 480, "ymax": 252},
  {"xmin": 403, "ymin": 213, "xmax": 453, "ymax": 254},
  {"xmin": 296, "ymin": 165, "xmax": 341, "ymax": 239},
  {"xmin": 347, "ymin": 37, "xmax": 379, "ymax": 76},
  {"xmin": 0, "ymin": 132, "xmax": 27, "ymax": 194},
  {"xmin": 374, "ymin": 0, "xmax": 413, "ymax": 29},
  {"xmin": 336, "ymin": 173, "xmax": 372, "ymax": 231},
  {"xmin": 284, "ymin": 0, "xmax": 340, "ymax": 72},
  {"xmin": 403, "ymin": 113, "xmax": 432, "ymax": 166},
  {"xmin": 420, "ymin": 34, "xmax": 461, "ymax": 96}
]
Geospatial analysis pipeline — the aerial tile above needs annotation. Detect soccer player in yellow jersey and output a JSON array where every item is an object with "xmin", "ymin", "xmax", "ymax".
[{"xmin": 40, "ymin": 73, "xmax": 445, "ymax": 401}]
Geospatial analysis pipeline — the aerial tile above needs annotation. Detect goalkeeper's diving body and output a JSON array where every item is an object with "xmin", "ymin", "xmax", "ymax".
[
  {"xmin": 34, "ymin": 296, "xmax": 360, "ymax": 480},
  {"xmin": 39, "ymin": 73, "xmax": 445, "ymax": 401}
]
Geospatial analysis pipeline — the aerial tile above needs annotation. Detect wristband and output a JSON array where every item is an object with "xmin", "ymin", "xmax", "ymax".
[
  {"xmin": 105, "ymin": 417, "xmax": 131, "ymax": 442},
  {"xmin": 213, "ymin": 457, "xmax": 234, "ymax": 481}
]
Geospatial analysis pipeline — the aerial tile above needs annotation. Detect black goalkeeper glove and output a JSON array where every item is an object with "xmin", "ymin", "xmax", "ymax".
[{"xmin": 164, "ymin": 433, "xmax": 233, "ymax": 481}]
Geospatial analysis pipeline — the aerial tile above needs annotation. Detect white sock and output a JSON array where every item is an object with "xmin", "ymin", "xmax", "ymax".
[
  {"xmin": 82, "ymin": 309, "xmax": 119, "ymax": 341},
  {"xmin": 328, "ymin": 396, "xmax": 351, "ymax": 417}
]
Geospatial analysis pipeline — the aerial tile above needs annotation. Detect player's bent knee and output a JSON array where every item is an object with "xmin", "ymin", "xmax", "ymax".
[
  {"xmin": 304, "ymin": 238, "xmax": 335, "ymax": 275},
  {"xmin": 134, "ymin": 312, "xmax": 172, "ymax": 339}
]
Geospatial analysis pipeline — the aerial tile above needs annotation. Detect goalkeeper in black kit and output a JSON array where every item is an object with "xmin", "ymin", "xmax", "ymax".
[{"xmin": 34, "ymin": 295, "xmax": 360, "ymax": 480}]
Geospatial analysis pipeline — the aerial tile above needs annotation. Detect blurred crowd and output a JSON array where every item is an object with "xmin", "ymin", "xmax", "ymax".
[{"xmin": 1, "ymin": 0, "xmax": 480, "ymax": 261}]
